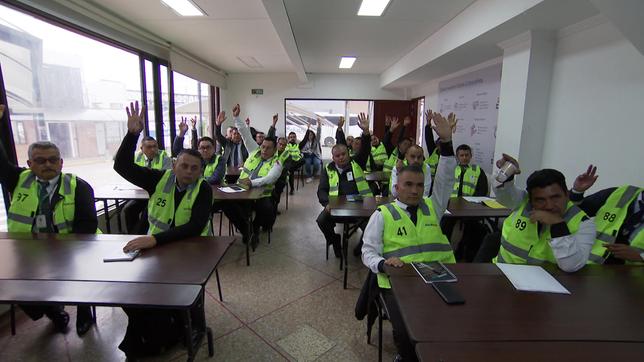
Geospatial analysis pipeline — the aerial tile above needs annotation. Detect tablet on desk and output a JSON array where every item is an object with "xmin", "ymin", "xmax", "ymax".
[{"xmin": 103, "ymin": 250, "xmax": 140, "ymax": 262}]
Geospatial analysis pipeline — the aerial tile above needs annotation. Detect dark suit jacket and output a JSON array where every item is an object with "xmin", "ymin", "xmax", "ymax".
[{"xmin": 215, "ymin": 124, "xmax": 249, "ymax": 166}]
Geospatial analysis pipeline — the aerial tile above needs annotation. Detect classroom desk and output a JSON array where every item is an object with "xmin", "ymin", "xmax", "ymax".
[
  {"xmin": 444, "ymin": 197, "xmax": 511, "ymax": 230},
  {"xmin": 388, "ymin": 264, "xmax": 644, "ymax": 346},
  {"xmin": 0, "ymin": 232, "xmax": 235, "ymax": 285},
  {"xmin": 93, "ymin": 185, "xmax": 149, "ymax": 233},
  {"xmin": 212, "ymin": 186, "xmax": 267, "ymax": 266},
  {"xmin": 327, "ymin": 195, "xmax": 392, "ymax": 288},
  {"xmin": 0, "ymin": 232, "xmax": 236, "ymax": 361},
  {"xmin": 415, "ymin": 341, "xmax": 644, "ymax": 362}
]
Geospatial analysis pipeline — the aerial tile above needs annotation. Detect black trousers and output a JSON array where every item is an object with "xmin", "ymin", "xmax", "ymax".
[
  {"xmin": 316, "ymin": 209, "xmax": 366, "ymax": 245},
  {"xmin": 288, "ymin": 159, "xmax": 305, "ymax": 190},
  {"xmin": 381, "ymin": 289, "xmax": 418, "ymax": 361},
  {"xmin": 20, "ymin": 304, "xmax": 92, "ymax": 323},
  {"xmin": 222, "ymin": 197, "xmax": 276, "ymax": 236},
  {"xmin": 124, "ymin": 200, "xmax": 149, "ymax": 234},
  {"xmin": 118, "ymin": 308, "xmax": 183, "ymax": 358}
]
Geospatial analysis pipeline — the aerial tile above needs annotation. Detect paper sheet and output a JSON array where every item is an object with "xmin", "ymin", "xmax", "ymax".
[
  {"xmin": 496, "ymin": 263, "xmax": 570, "ymax": 294},
  {"xmin": 463, "ymin": 196, "xmax": 493, "ymax": 203},
  {"xmin": 218, "ymin": 186, "xmax": 245, "ymax": 193}
]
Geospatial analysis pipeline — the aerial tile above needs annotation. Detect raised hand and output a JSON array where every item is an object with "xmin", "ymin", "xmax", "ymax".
[
  {"xmin": 272, "ymin": 113, "xmax": 279, "ymax": 127},
  {"xmin": 232, "ymin": 104, "xmax": 240, "ymax": 118},
  {"xmin": 357, "ymin": 112, "xmax": 370, "ymax": 133},
  {"xmin": 495, "ymin": 153, "xmax": 521, "ymax": 174},
  {"xmin": 431, "ymin": 112, "xmax": 451, "ymax": 142},
  {"xmin": 338, "ymin": 116, "xmax": 345, "ymax": 129},
  {"xmin": 126, "ymin": 101, "xmax": 145, "ymax": 135},
  {"xmin": 0, "ymin": 104, "xmax": 5, "ymax": 119},
  {"xmin": 447, "ymin": 112, "xmax": 458, "ymax": 133},
  {"xmin": 424, "ymin": 109, "xmax": 433, "ymax": 126},
  {"xmin": 215, "ymin": 111, "xmax": 226, "ymax": 126},
  {"xmin": 403, "ymin": 116, "xmax": 411, "ymax": 127},
  {"xmin": 245, "ymin": 117, "xmax": 250, "ymax": 126},
  {"xmin": 390, "ymin": 116, "xmax": 400, "ymax": 131},
  {"xmin": 178, "ymin": 117, "xmax": 189, "ymax": 137},
  {"xmin": 573, "ymin": 165, "xmax": 598, "ymax": 193},
  {"xmin": 190, "ymin": 117, "xmax": 197, "ymax": 129},
  {"xmin": 529, "ymin": 210, "xmax": 564, "ymax": 225},
  {"xmin": 384, "ymin": 115, "xmax": 391, "ymax": 128}
]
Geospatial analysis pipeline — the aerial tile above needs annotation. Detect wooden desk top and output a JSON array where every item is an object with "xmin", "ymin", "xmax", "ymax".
[
  {"xmin": 211, "ymin": 186, "xmax": 266, "ymax": 200},
  {"xmin": 0, "ymin": 279, "xmax": 201, "ymax": 308},
  {"xmin": 0, "ymin": 232, "xmax": 236, "ymax": 285},
  {"xmin": 327, "ymin": 195, "xmax": 393, "ymax": 219},
  {"xmin": 389, "ymin": 264, "xmax": 644, "ymax": 344},
  {"xmin": 365, "ymin": 171, "xmax": 391, "ymax": 182},
  {"xmin": 415, "ymin": 341, "xmax": 644, "ymax": 362},
  {"xmin": 446, "ymin": 197, "xmax": 511, "ymax": 218},
  {"xmin": 94, "ymin": 185, "xmax": 149, "ymax": 201}
]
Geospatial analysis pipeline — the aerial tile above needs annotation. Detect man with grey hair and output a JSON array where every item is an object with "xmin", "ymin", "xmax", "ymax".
[{"xmin": 0, "ymin": 104, "xmax": 98, "ymax": 336}]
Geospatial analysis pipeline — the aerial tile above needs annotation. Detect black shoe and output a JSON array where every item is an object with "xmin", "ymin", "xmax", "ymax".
[
  {"xmin": 46, "ymin": 309, "xmax": 70, "ymax": 333},
  {"xmin": 251, "ymin": 233, "xmax": 259, "ymax": 251},
  {"xmin": 242, "ymin": 233, "xmax": 249, "ymax": 245},
  {"xmin": 289, "ymin": 189, "xmax": 294, "ymax": 196},
  {"xmin": 276, "ymin": 211, "xmax": 282, "ymax": 215},
  {"xmin": 76, "ymin": 307, "xmax": 94, "ymax": 336}
]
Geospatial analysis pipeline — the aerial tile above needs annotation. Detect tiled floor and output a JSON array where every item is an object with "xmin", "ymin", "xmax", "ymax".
[{"xmin": 0, "ymin": 180, "xmax": 396, "ymax": 361}]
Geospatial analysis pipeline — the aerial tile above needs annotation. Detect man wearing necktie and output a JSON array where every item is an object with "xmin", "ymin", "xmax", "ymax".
[
  {"xmin": 222, "ymin": 125, "xmax": 282, "ymax": 251},
  {"xmin": 569, "ymin": 165, "xmax": 644, "ymax": 264},
  {"xmin": 362, "ymin": 112, "xmax": 457, "ymax": 362},
  {"xmin": 0, "ymin": 103, "xmax": 98, "ymax": 336}
]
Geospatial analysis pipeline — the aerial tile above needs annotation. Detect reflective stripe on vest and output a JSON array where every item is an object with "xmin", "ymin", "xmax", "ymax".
[
  {"xmin": 383, "ymin": 149, "xmax": 398, "ymax": 173},
  {"xmin": 135, "ymin": 150, "xmax": 169, "ymax": 170},
  {"xmin": 239, "ymin": 149, "xmax": 278, "ymax": 197},
  {"xmin": 8, "ymin": 171, "xmax": 76, "ymax": 233},
  {"xmin": 452, "ymin": 164, "xmax": 481, "ymax": 196},
  {"xmin": 589, "ymin": 185, "xmax": 644, "ymax": 264},
  {"xmin": 424, "ymin": 149, "xmax": 439, "ymax": 178},
  {"xmin": 147, "ymin": 170, "xmax": 210, "ymax": 236},
  {"xmin": 494, "ymin": 199, "xmax": 586, "ymax": 265},
  {"xmin": 377, "ymin": 199, "xmax": 455, "ymax": 288},
  {"xmin": 371, "ymin": 143, "xmax": 387, "ymax": 165},
  {"xmin": 286, "ymin": 143, "xmax": 302, "ymax": 161},
  {"xmin": 327, "ymin": 161, "xmax": 372, "ymax": 197},
  {"xmin": 204, "ymin": 155, "xmax": 221, "ymax": 178}
]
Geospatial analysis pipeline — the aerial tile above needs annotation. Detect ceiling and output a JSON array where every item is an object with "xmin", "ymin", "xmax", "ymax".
[
  {"xmin": 89, "ymin": 0, "xmax": 476, "ymax": 76},
  {"xmin": 89, "ymin": 0, "xmax": 294, "ymax": 73},
  {"xmin": 283, "ymin": 0, "xmax": 476, "ymax": 74}
]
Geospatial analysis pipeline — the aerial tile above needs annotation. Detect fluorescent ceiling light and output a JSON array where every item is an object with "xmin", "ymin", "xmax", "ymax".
[
  {"xmin": 339, "ymin": 56, "xmax": 357, "ymax": 69},
  {"xmin": 161, "ymin": 0, "xmax": 205, "ymax": 17},
  {"xmin": 357, "ymin": 0, "xmax": 391, "ymax": 16}
]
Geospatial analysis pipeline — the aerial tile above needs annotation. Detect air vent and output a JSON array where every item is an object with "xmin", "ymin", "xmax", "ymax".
[{"xmin": 236, "ymin": 56, "xmax": 263, "ymax": 69}]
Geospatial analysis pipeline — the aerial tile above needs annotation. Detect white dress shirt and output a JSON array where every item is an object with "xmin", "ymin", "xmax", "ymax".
[
  {"xmin": 494, "ymin": 178, "xmax": 595, "ymax": 272},
  {"xmin": 362, "ymin": 155, "xmax": 456, "ymax": 273}
]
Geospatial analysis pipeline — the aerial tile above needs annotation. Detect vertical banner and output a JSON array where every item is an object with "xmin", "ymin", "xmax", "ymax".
[{"xmin": 438, "ymin": 64, "xmax": 502, "ymax": 175}]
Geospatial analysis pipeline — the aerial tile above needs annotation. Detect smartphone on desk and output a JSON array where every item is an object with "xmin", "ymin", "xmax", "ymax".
[
  {"xmin": 346, "ymin": 194, "xmax": 363, "ymax": 202},
  {"xmin": 103, "ymin": 250, "xmax": 140, "ymax": 262}
]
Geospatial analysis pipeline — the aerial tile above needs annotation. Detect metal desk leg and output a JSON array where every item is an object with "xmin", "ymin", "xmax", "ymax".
[
  {"xmin": 246, "ymin": 215, "xmax": 251, "ymax": 266},
  {"xmin": 184, "ymin": 308, "xmax": 194, "ymax": 361},
  {"xmin": 285, "ymin": 183, "xmax": 289, "ymax": 210},
  {"xmin": 10, "ymin": 304, "xmax": 16, "ymax": 335},
  {"xmin": 215, "ymin": 269, "xmax": 223, "ymax": 302},
  {"xmin": 115, "ymin": 199, "xmax": 123, "ymax": 233},
  {"xmin": 103, "ymin": 199, "xmax": 111, "ymax": 234},
  {"xmin": 343, "ymin": 223, "xmax": 349, "ymax": 289},
  {"xmin": 339, "ymin": 222, "xmax": 344, "ymax": 271}
]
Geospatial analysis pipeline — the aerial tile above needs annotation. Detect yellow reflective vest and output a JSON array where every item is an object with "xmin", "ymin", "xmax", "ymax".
[
  {"xmin": 8, "ymin": 170, "xmax": 76, "ymax": 233},
  {"xmin": 327, "ymin": 161, "xmax": 372, "ymax": 197},
  {"xmin": 239, "ymin": 149, "xmax": 278, "ymax": 197},
  {"xmin": 377, "ymin": 199, "xmax": 455, "ymax": 288},
  {"xmin": 494, "ymin": 199, "xmax": 586, "ymax": 265},
  {"xmin": 135, "ymin": 150, "xmax": 170, "ymax": 170},
  {"xmin": 147, "ymin": 170, "xmax": 210, "ymax": 236},
  {"xmin": 452, "ymin": 164, "xmax": 482, "ymax": 196}
]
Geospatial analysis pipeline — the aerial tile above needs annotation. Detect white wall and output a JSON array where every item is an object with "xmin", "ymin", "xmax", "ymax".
[
  {"xmin": 542, "ymin": 20, "xmax": 644, "ymax": 190},
  {"xmin": 220, "ymin": 73, "xmax": 405, "ymax": 135}
]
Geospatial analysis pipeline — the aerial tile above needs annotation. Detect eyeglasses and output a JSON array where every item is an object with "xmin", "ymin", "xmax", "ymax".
[{"xmin": 31, "ymin": 157, "xmax": 61, "ymax": 165}]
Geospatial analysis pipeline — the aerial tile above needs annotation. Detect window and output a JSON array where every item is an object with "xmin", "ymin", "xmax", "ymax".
[
  {"xmin": 285, "ymin": 99, "xmax": 373, "ymax": 160},
  {"xmin": 0, "ymin": 3, "xmax": 141, "ymax": 187},
  {"xmin": 172, "ymin": 71, "xmax": 211, "ymax": 149}
]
